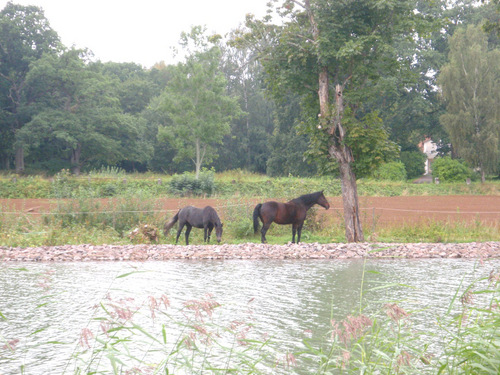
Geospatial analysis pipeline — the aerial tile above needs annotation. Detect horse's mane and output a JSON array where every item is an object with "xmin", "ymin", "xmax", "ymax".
[
  {"xmin": 290, "ymin": 191, "xmax": 323, "ymax": 206},
  {"xmin": 204, "ymin": 206, "xmax": 222, "ymax": 227}
]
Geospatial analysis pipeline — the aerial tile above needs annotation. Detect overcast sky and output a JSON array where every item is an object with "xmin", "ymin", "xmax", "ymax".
[{"xmin": 5, "ymin": 0, "xmax": 270, "ymax": 68}]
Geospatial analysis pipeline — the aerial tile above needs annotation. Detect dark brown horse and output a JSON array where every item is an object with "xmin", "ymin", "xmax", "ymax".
[
  {"xmin": 253, "ymin": 191, "xmax": 330, "ymax": 244},
  {"xmin": 163, "ymin": 206, "xmax": 223, "ymax": 245}
]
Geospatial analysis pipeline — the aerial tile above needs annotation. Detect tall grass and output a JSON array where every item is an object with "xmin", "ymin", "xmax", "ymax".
[
  {"xmin": 3, "ymin": 261, "xmax": 498, "ymax": 374},
  {"xmin": 69, "ymin": 290, "xmax": 276, "ymax": 374},
  {"xmin": 295, "ymin": 262, "xmax": 500, "ymax": 374},
  {"xmin": 43, "ymin": 197, "xmax": 164, "ymax": 236},
  {"xmin": 436, "ymin": 270, "xmax": 500, "ymax": 374},
  {"xmin": 371, "ymin": 219, "xmax": 500, "ymax": 243}
]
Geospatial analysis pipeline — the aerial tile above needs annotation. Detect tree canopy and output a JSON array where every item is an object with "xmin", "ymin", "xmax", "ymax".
[
  {"xmin": 0, "ymin": 0, "xmax": 499, "ymax": 184},
  {"xmin": 0, "ymin": 1, "xmax": 61, "ymax": 171},
  {"xmin": 438, "ymin": 24, "xmax": 500, "ymax": 182},
  {"xmin": 153, "ymin": 27, "xmax": 242, "ymax": 178},
  {"xmin": 19, "ymin": 49, "xmax": 151, "ymax": 174},
  {"xmin": 233, "ymin": 0, "xmax": 435, "ymax": 241}
]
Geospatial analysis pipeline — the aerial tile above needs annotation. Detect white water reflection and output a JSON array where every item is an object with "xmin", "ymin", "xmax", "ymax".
[{"xmin": 0, "ymin": 258, "xmax": 499, "ymax": 374}]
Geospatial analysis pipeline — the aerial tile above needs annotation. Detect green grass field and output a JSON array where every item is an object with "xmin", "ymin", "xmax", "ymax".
[{"xmin": 0, "ymin": 172, "xmax": 498, "ymax": 247}]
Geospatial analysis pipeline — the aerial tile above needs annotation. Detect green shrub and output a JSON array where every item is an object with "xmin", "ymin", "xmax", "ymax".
[
  {"xmin": 169, "ymin": 170, "xmax": 216, "ymax": 196},
  {"xmin": 373, "ymin": 161, "xmax": 407, "ymax": 181},
  {"xmin": 99, "ymin": 183, "xmax": 118, "ymax": 197},
  {"xmin": 401, "ymin": 151, "xmax": 426, "ymax": 178},
  {"xmin": 432, "ymin": 157, "xmax": 471, "ymax": 182},
  {"xmin": 221, "ymin": 201, "xmax": 255, "ymax": 240},
  {"xmin": 51, "ymin": 169, "xmax": 75, "ymax": 198}
]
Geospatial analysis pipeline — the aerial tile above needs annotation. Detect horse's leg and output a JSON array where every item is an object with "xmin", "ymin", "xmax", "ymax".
[
  {"xmin": 261, "ymin": 220, "xmax": 272, "ymax": 243},
  {"xmin": 184, "ymin": 224, "xmax": 192, "ymax": 245},
  {"xmin": 206, "ymin": 224, "xmax": 213, "ymax": 243},
  {"xmin": 292, "ymin": 223, "xmax": 298, "ymax": 243},
  {"xmin": 297, "ymin": 222, "xmax": 304, "ymax": 244},
  {"xmin": 175, "ymin": 222, "xmax": 185, "ymax": 244},
  {"xmin": 204, "ymin": 226, "xmax": 208, "ymax": 242}
]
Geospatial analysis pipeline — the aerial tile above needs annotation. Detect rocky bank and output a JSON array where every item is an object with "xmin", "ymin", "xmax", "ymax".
[{"xmin": 1, "ymin": 242, "xmax": 499, "ymax": 262}]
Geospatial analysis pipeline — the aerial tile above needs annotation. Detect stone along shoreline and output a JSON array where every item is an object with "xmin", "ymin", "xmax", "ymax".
[{"xmin": 1, "ymin": 242, "xmax": 499, "ymax": 262}]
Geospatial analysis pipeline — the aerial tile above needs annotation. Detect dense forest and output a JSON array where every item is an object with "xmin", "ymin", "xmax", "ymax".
[{"xmin": 1, "ymin": 0, "xmax": 499, "ymax": 180}]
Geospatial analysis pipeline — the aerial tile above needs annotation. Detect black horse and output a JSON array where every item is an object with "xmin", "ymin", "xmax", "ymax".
[
  {"xmin": 253, "ymin": 191, "xmax": 330, "ymax": 244},
  {"xmin": 164, "ymin": 206, "xmax": 223, "ymax": 245}
]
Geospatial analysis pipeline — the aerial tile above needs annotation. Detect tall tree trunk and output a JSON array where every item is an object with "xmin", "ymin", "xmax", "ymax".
[
  {"xmin": 194, "ymin": 138, "xmax": 201, "ymax": 179},
  {"xmin": 305, "ymin": 0, "xmax": 364, "ymax": 242},
  {"xmin": 15, "ymin": 147, "xmax": 24, "ymax": 173},
  {"xmin": 327, "ymin": 85, "xmax": 364, "ymax": 242},
  {"xmin": 194, "ymin": 138, "xmax": 206, "ymax": 179},
  {"xmin": 71, "ymin": 143, "xmax": 82, "ymax": 176},
  {"xmin": 338, "ymin": 158, "xmax": 364, "ymax": 242},
  {"xmin": 1, "ymin": 156, "xmax": 9, "ymax": 170}
]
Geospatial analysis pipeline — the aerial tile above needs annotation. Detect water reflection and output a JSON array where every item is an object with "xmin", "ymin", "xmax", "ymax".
[{"xmin": 0, "ymin": 258, "xmax": 498, "ymax": 374}]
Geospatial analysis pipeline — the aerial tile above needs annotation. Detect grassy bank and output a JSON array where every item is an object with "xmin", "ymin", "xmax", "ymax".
[
  {"xmin": 1, "ymin": 196, "xmax": 498, "ymax": 247},
  {"xmin": 1, "ymin": 171, "xmax": 498, "ymax": 247}
]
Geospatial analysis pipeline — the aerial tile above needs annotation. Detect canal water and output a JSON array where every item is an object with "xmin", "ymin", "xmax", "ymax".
[{"xmin": 1, "ymin": 258, "xmax": 499, "ymax": 374}]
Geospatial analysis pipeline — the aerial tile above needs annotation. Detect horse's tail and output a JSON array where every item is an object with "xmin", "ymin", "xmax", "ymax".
[
  {"xmin": 163, "ymin": 210, "xmax": 179, "ymax": 236},
  {"xmin": 253, "ymin": 203, "xmax": 262, "ymax": 234}
]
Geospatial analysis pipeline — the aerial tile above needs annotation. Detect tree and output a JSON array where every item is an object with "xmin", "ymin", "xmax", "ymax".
[
  {"xmin": 237, "ymin": 0, "xmax": 423, "ymax": 242},
  {"xmin": 482, "ymin": 0, "xmax": 500, "ymax": 36},
  {"xmin": 18, "ymin": 49, "xmax": 150, "ymax": 174},
  {"xmin": 438, "ymin": 24, "xmax": 500, "ymax": 182},
  {"xmin": 0, "ymin": 2, "xmax": 61, "ymax": 171},
  {"xmin": 214, "ymin": 40, "xmax": 276, "ymax": 173},
  {"xmin": 267, "ymin": 93, "xmax": 317, "ymax": 177},
  {"xmin": 154, "ymin": 27, "xmax": 242, "ymax": 178}
]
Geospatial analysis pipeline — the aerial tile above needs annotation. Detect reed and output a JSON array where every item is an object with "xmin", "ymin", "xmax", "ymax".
[{"xmin": 2, "ymin": 261, "xmax": 499, "ymax": 374}]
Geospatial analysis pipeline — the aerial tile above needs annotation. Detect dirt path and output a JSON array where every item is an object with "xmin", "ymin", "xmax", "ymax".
[{"xmin": 2, "ymin": 195, "xmax": 499, "ymax": 226}]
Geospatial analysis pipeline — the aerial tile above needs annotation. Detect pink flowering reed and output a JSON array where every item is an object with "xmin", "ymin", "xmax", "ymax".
[
  {"xmin": 183, "ymin": 294, "xmax": 221, "ymax": 322},
  {"xmin": 112, "ymin": 305, "xmax": 134, "ymax": 321},
  {"xmin": 284, "ymin": 352, "xmax": 297, "ymax": 368},
  {"xmin": 488, "ymin": 269, "xmax": 500, "ymax": 285},
  {"xmin": 160, "ymin": 294, "xmax": 170, "ymax": 309},
  {"xmin": 37, "ymin": 269, "xmax": 55, "ymax": 291},
  {"xmin": 341, "ymin": 350, "xmax": 351, "ymax": 369},
  {"xmin": 100, "ymin": 321, "xmax": 112, "ymax": 337},
  {"xmin": 338, "ymin": 315, "xmax": 373, "ymax": 346},
  {"xmin": 230, "ymin": 320, "xmax": 245, "ymax": 331},
  {"xmin": 384, "ymin": 303, "xmax": 409, "ymax": 322},
  {"xmin": 148, "ymin": 294, "xmax": 170, "ymax": 320},
  {"xmin": 193, "ymin": 324, "xmax": 214, "ymax": 345},
  {"xmin": 275, "ymin": 352, "xmax": 297, "ymax": 369},
  {"xmin": 182, "ymin": 332, "xmax": 197, "ymax": 349},
  {"xmin": 148, "ymin": 296, "xmax": 158, "ymax": 319},
  {"xmin": 236, "ymin": 325, "xmax": 252, "ymax": 346},
  {"xmin": 124, "ymin": 367, "xmax": 147, "ymax": 375},
  {"xmin": 2, "ymin": 338, "xmax": 19, "ymax": 351},
  {"xmin": 394, "ymin": 350, "xmax": 412, "ymax": 372},
  {"xmin": 104, "ymin": 296, "xmax": 139, "ymax": 323},
  {"xmin": 79, "ymin": 328, "xmax": 94, "ymax": 349},
  {"xmin": 460, "ymin": 291, "xmax": 474, "ymax": 306}
]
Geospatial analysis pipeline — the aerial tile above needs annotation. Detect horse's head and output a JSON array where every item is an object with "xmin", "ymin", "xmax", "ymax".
[
  {"xmin": 215, "ymin": 223, "xmax": 223, "ymax": 243},
  {"xmin": 318, "ymin": 190, "xmax": 330, "ymax": 210}
]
